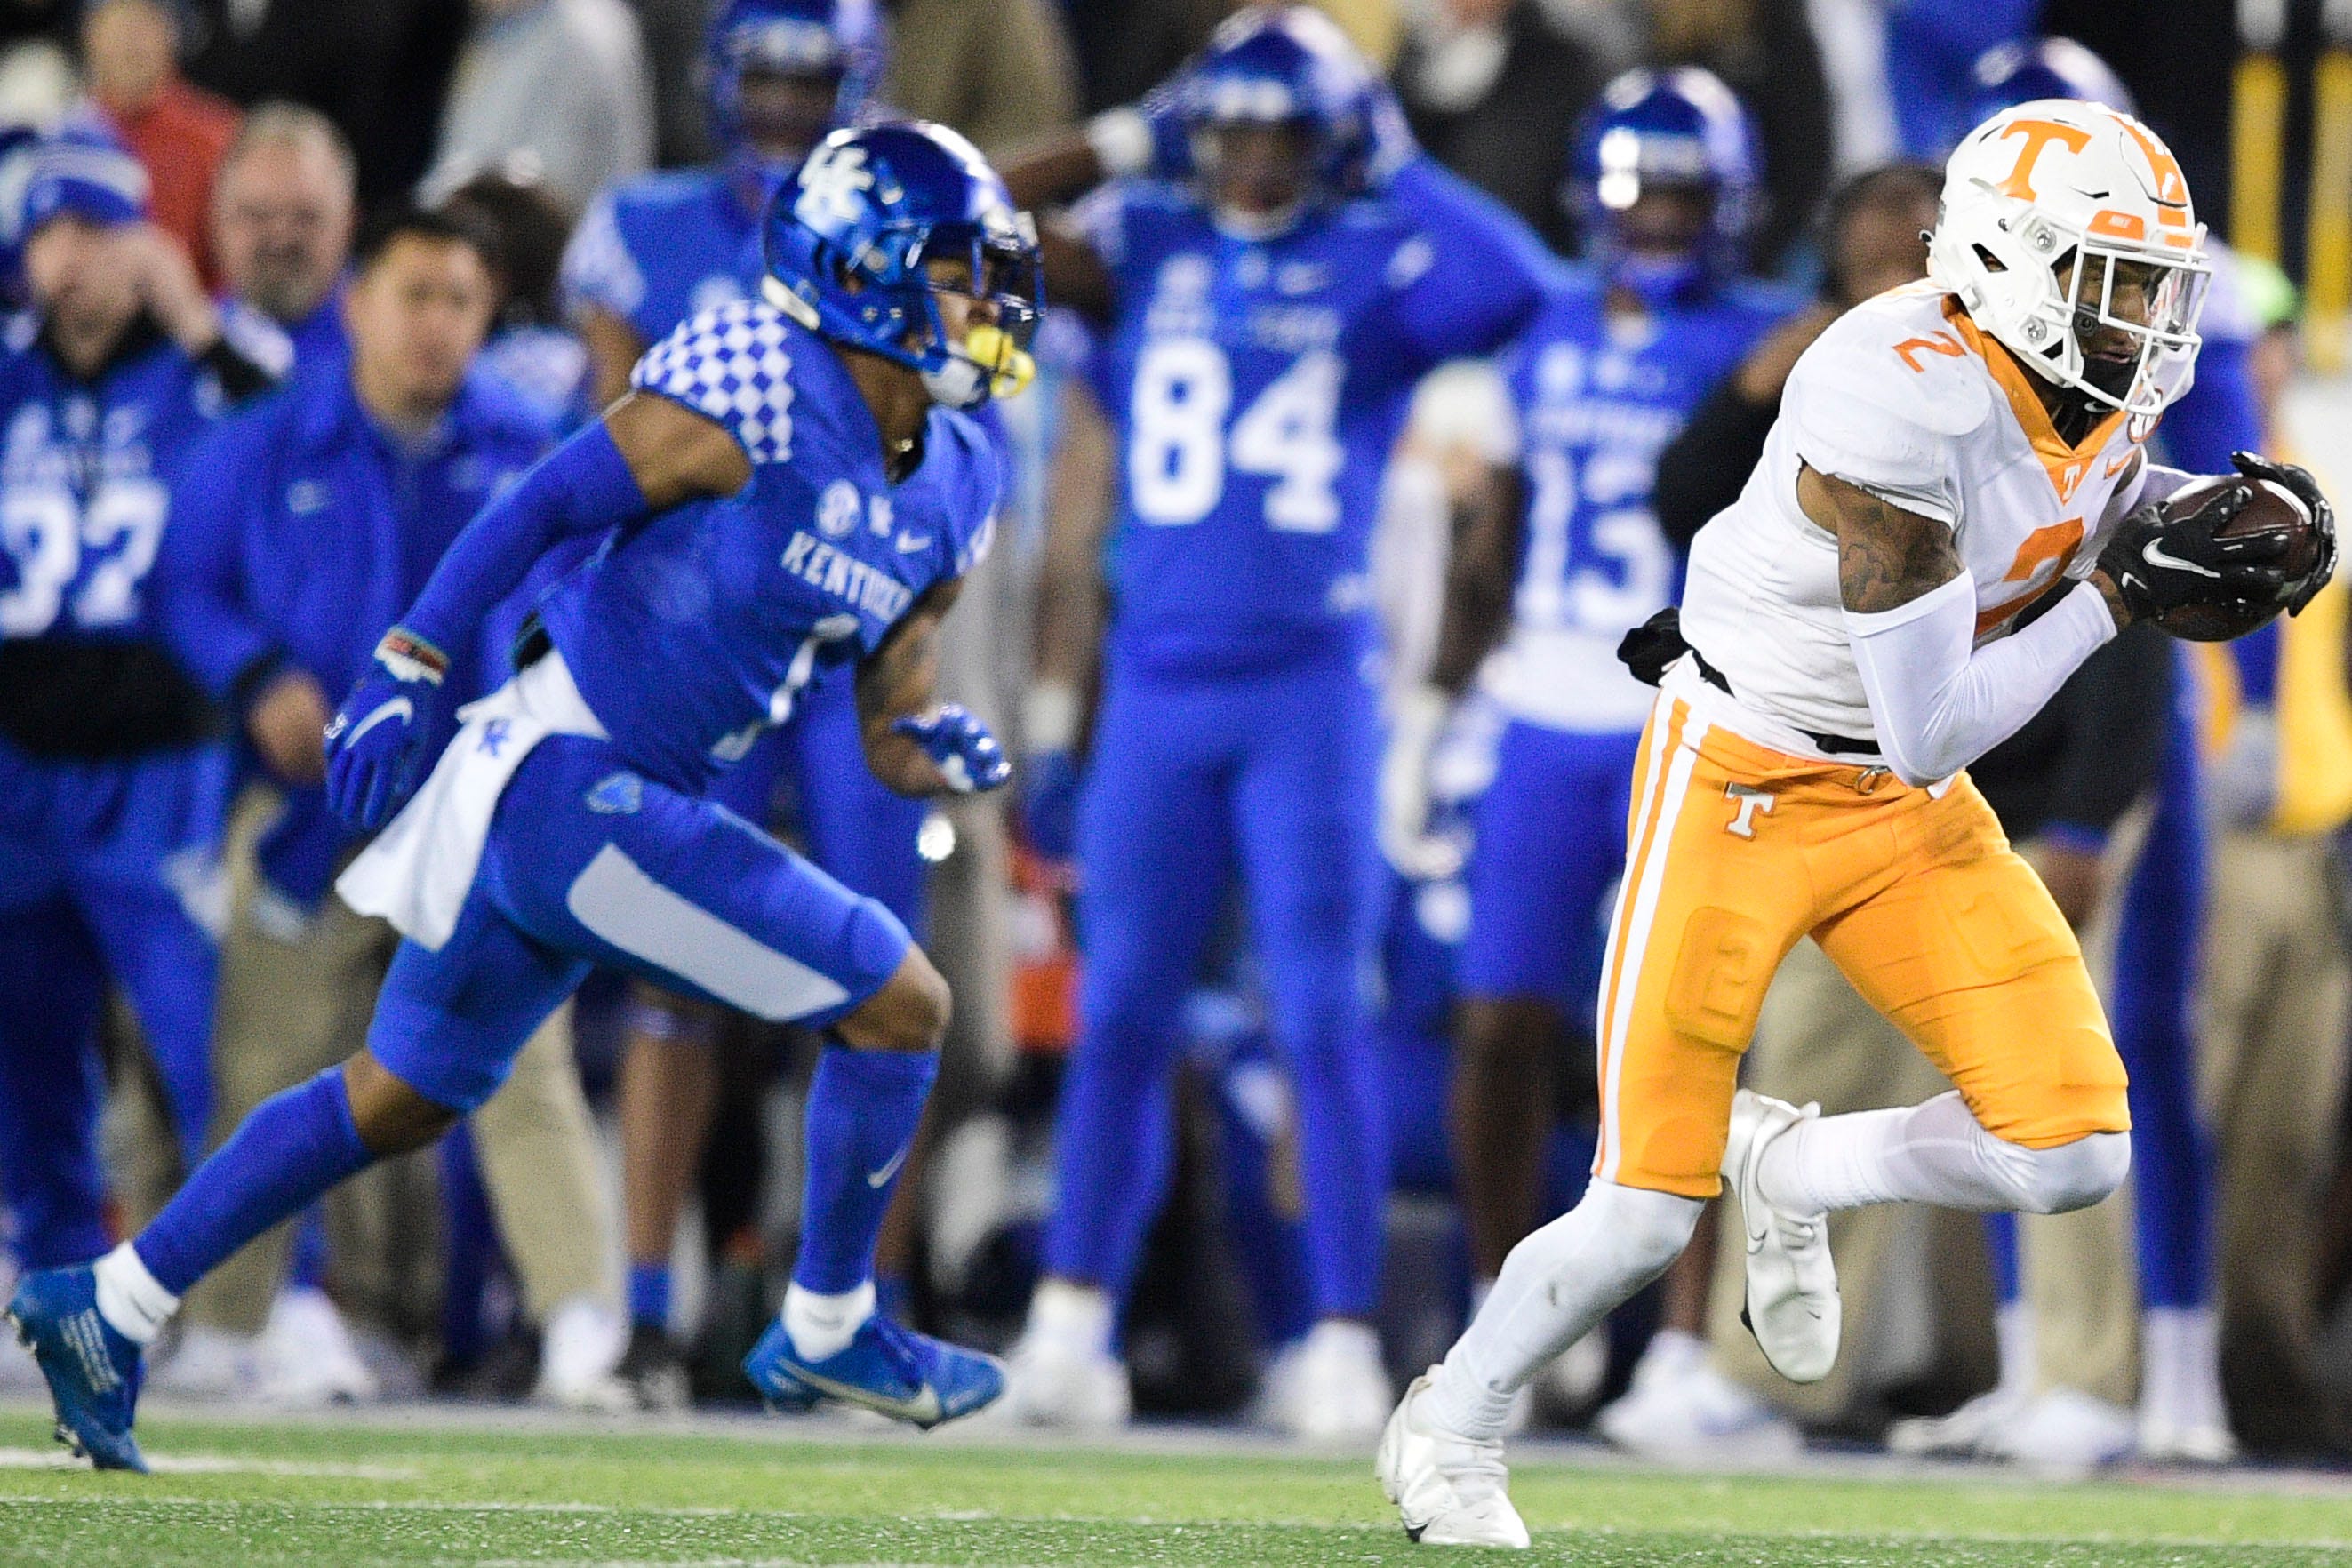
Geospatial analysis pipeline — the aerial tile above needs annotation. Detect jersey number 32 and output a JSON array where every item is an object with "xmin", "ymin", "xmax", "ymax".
[{"xmin": 1128, "ymin": 340, "xmax": 1344, "ymax": 534}]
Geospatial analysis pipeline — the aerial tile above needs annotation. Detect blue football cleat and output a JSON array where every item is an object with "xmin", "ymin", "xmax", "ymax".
[
  {"xmin": 7, "ymin": 1265, "xmax": 148, "ymax": 1472},
  {"xmin": 743, "ymin": 1312, "xmax": 1004, "ymax": 1428}
]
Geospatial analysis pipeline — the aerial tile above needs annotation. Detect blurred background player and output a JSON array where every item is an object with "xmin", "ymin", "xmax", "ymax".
[
  {"xmin": 148, "ymin": 204, "xmax": 621, "ymax": 1412},
  {"xmin": 10, "ymin": 120, "xmax": 1038, "ymax": 1469},
  {"xmin": 994, "ymin": 5, "xmax": 1545, "ymax": 1440},
  {"xmin": 0, "ymin": 129, "xmax": 281, "ymax": 1322},
  {"xmin": 558, "ymin": 0, "xmax": 937, "ymax": 1409},
  {"xmin": 1380, "ymin": 64, "xmax": 1798, "ymax": 1427}
]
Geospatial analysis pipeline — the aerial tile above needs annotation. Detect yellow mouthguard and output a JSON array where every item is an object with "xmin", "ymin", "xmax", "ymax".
[{"xmin": 964, "ymin": 324, "xmax": 1036, "ymax": 397}]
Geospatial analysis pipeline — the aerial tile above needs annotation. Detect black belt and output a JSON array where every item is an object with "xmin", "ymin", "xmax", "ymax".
[{"xmin": 1616, "ymin": 608, "xmax": 1881, "ymax": 758}]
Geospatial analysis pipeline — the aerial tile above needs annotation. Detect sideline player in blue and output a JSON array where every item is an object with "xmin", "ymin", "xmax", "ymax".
[
  {"xmin": 0, "ymin": 130, "xmax": 284, "ymax": 1286},
  {"xmin": 995, "ymin": 5, "xmax": 1545, "ymax": 1439},
  {"xmin": 559, "ymin": 0, "xmax": 927, "ymax": 1403},
  {"xmin": 1379, "ymin": 65, "xmax": 1797, "ymax": 1399},
  {"xmin": 8, "ymin": 121, "xmax": 1038, "ymax": 1469}
]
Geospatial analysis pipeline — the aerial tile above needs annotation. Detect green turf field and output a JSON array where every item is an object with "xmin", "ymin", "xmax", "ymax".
[{"xmin": 3, "ymin": 1406, "xmax": 2350, "ymax": 1566}]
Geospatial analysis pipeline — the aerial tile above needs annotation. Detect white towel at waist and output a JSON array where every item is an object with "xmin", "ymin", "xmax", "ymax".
[{"xmin": 337, "ymin": 650, "xmax": 607, "ymax": 950}]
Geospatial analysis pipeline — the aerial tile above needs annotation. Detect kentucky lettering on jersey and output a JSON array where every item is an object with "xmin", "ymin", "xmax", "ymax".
[
  {"xmin": 1482, "ymin": 265, "xmax": 1796, "ymax": 732},
  {"xmin": 535, "ymin": 297, "xmax": 998, "ymax": 793},
  {"xmin": 1078, "ymin": 162, "xmax": 1541, "ymax": 675}
]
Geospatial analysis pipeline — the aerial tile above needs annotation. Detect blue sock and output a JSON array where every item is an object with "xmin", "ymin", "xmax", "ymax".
[
  {"xmin": 134, "ymin": 1068, "xmax": 375, "ymax": 1296},
  {"xmin": 791, "ymin": 1045, "xmax": 937, "ymax": 1295},
  {"xmin": 628, "ymin": 1261, "xmax": 672, "ymax": 1328}
]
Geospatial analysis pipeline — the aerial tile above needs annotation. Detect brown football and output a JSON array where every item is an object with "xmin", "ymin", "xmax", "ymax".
[{"xmin": 2146, "ymin": 475, "xmax": 2321, "ymax": 643}]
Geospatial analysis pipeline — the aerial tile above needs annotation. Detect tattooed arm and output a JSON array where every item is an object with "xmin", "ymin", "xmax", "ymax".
[
  {"xmin": 1800, "ymin": 461, "xmax": 2121, "ymax": 785},
  {"xmin": 858, "ymin": 579, "xmax": 965, "ymax": 796}
]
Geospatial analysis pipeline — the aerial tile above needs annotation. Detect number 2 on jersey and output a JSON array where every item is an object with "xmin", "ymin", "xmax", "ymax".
[{"xmin": 1128, "ymin": 340, "xmax": 1343, "ymax": 533}]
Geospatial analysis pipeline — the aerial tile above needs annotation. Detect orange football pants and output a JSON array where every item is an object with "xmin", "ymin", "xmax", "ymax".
[{"xmin": 1591, "ymin": 693, "xmax": 2132, "ymax": 1199}]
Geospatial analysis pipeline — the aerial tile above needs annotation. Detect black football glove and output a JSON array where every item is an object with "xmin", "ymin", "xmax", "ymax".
[
  {"xmin": 2097, "ymin": 478, "xmax": 2292, "ymax": 625},
  {"xmin": 2230, "ymin": 450, "xmax": 2338, "ymax": 614}
]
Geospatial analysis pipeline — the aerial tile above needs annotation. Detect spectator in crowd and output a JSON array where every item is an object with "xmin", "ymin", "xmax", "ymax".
[
  {"xmin": 150, "ymin": 205, "xmax": 624, "ymax": 1409},
  {"xmin": 429, "ymin": 0, "xmax": 653, "ymax": 211},
  {"xmin": 82, "ymin": 0, "xmax": 240, "ymax": 286},
  {"xmin": 1644, "ymin": 0, "xmax": 1830, "ymax": 273},
  {"xmin": 180, "ymin": 0, "xmax": 468, "ymax": 202},
  {"xmin": 433, "ymin": 162, "xmax": 590, "ymax": 428},
  {"xmin": 881, "ymin": 0, "xmax": 1081, "ymax": 156},
  {"xmin": 0, "ymin": 130, "xmax": 280, "ymax": 1326},
  {"xmin": 1393, "ymin": 0, "xmax": 1616, "ymax": 256},
  {"xmin": 212, "ymin": 102, "xmax": 357, "ymax": 370}
]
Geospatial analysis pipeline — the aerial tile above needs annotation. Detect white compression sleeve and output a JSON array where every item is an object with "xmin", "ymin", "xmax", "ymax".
[
  {"xmin": 1424, "ymin": 1182, "xmax": 1700, "ymax": 1440},
  {"xmin": 1844, "ymin": 572, "xmax": 2117, "ymax": 787}
]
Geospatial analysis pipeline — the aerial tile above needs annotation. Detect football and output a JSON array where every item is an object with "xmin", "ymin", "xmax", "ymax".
[{"xmin": 2146, "ymin": 475, "xmax": 2323, "ymax": 642}]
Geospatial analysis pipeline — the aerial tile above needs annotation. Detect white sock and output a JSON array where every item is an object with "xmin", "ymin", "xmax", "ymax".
[
  {"xmin": 1424, "ymin": 1183, "xmax": 1700, "ymax": 1442},
  {"xmin": 1996, "ymin": 1300, "xmax": 2034, "ymax": 1398},
  {"xmin": 782, "ymin": 1279, "xmax": 874, "ymax": 1362},
  {"xmin": 2141, "ymin": 1306, "xmax": 2226, "ymax": 1430},
  {"xmin": 92, "ymin": 1243, "xmax": 178, "ymax": 1346},
  {"xmin": 1028, "ymin": 1277, "xmax": 1113, "ymax": 1356},
  {"xmin": 1757, "ymin": 1091, "xmax": 2048, "ymax": 1214}
]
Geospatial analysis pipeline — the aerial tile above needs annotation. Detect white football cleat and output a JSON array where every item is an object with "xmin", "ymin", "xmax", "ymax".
[
  {"xmin": 1596, "ymin": 1329, "xmax": 1802, "ymax": 1462},
  {"xmin": 1987, "ymin": 1387, "xmax": 2137, "ymax": 1474},
  {"xmin": 1376, "ymin": 1371, "xmax": 1530, "ymax": 1548},
  {"xmin": 259, "ymin": 1287, "xmax": 379, "ymax": 1407},
  {"xmin": 2138, "ymin": 1414, "xmax": 2238, "ymax": 1466},
  {"xmin": 150, "ymin": 1324, "xmax": 265, "ymax": 1402},
  {"xmin": 534, "ymin": 1296, "xmax": 631, "ymax": 1412},
  {"xmin": 1723, "ymin": 1089, "xmax": 1840, "ymax": 1383},
  {"xmin": 1260, "ymin": 1320, "xmax": 1391, "ymax": 1444},
  {"xmin": 1885, "ymin": 1385, "xmax": 2027, "ymax": 1457},
  {"xmin": 1000, "ymin": 1328, "xmax": 1130, "ymax": 1430}
]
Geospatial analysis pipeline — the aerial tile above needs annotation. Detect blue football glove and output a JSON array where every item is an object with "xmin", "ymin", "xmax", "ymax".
[
  {"xmin": 892, "ymin": 704, "xmax": 1011, "ymax": 794},
  {"xmin": 1020, "ymin": 747, "xmax": 1081, "ymax": 860},
  {"xmin": 324, "ymin": 628, "xmax": 454, "ymax": 830}
]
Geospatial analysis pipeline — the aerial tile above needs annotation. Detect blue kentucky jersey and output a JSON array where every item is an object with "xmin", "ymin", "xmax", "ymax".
[
  {"xmin": 0, "ymin": 316, "xmax": 237, "ymax": 648},
  {"xmin": 1501, "ymin": 266, "xmax": 1794, "ymax": 645},
  {"xmin": 537, "ymin": 298, "xmax": 999, "ymax": 793},
  {"xmin": 1080, "ymin": 167, "xmax": 1541, "ymax": 674},
  {"xmin": 562, "ymin": 169, "xmax": 764, "ymax": 349}
]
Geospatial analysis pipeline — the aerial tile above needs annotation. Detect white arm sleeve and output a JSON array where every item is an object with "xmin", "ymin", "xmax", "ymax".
[
  {"xmin": 2100, "ymin": 459, "xmax": 2199, "ymax": 529},
  {"xmin": 1844, "ymin": 573, "xmax": 2118, "ymax": 787}
]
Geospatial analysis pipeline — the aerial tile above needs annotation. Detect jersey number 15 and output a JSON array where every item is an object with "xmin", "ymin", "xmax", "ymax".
[{"xmin": 1128, "ymin": 340, "xmax": 1344, "ymax": 534}]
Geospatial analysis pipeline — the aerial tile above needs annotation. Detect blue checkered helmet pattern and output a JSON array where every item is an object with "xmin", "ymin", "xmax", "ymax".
[
  {"xmin": 1969, "ymin": 37, "xmax": 2137, "ymax": 124},
  {"xmin": 1177, "ymin": 5, "xmax": 1379, "ymax": 200},
  {"xmin": 1567, "ymin": 66, "xmax": 1759, "ymax": 305},
  {"xmin": 632, "ymin": 296, "xmax": 799, "ymax": 465},
  {"xmin": 759, "ymin": 122, "xmax": 1041, "ymax": 403},
  {"xmin": 707, "ymin": 0, "xmax": 883, "ymax": 172}
]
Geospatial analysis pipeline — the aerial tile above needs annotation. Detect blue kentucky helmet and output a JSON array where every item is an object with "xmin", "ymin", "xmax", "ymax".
[
  {"xmin": 762, "ymin": 122, "xmax": 1042, "ymax": 408},
  {"xmin": 1177, "ymin": 5, "xmax": 1379, "ymax": 212},
  {"xmin": 1567, "ymin": 67, "xmax": 1758, "ymax": 307},
  {"xmin": 1969, "ymin": 36, "xmax": 2137, "ymax": 124},
  {"xmin": 707, "ymin": 0, "xmax": 883, "ymax": 175}
]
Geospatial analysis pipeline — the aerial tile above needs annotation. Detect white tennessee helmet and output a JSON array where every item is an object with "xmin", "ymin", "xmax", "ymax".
[{"xmin": 1927, "ymin": 98, "xmax": 2210, "ymax": 419}]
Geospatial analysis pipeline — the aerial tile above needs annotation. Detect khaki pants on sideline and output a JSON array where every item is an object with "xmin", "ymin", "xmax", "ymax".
[
  {"xmin": 1708, "ymin": 835, "xmax": 2145, "ymax": 1418},
  {"xmin": 184, "ymin": 793, "xmax": 614, "ymax": 1337},
  {"xmin": 2200, "ymin": 828, "xmax": 2350, "ymax": 1444}
]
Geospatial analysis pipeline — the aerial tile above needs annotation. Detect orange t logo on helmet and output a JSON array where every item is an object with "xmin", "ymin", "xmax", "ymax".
[{"xmin": 1992, "ymin": 117, "xmax": 2093, "ymax": 202}]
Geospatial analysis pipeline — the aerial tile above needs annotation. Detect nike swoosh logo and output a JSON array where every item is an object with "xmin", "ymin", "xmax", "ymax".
[
  {"xmin": 2142, "ymin": 538, "xmax": 2220, "ymax": 579},
  {"xmin": 867, "ymin": 1141, "xmax": 911, "ymax": 1188},
  {"xmin": 346, "ymin": 697, "xmax": 414, "ymax": 744},
  {"xmin": 781, "ymin": 1363, "xmax": 942, "ymax": 1424},
  {"xmin": 2105, "ymin": 454, "xmax": 2135, "ymax": 478},
  {"xmin": 894, "ymin": 534, "xmax": 932, "ymax": 554}
]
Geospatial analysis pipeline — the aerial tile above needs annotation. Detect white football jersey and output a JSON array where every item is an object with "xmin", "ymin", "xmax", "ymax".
[{"xmin": 1677, "ymin": 282, "xmax": 2159, "ymax": 754}]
